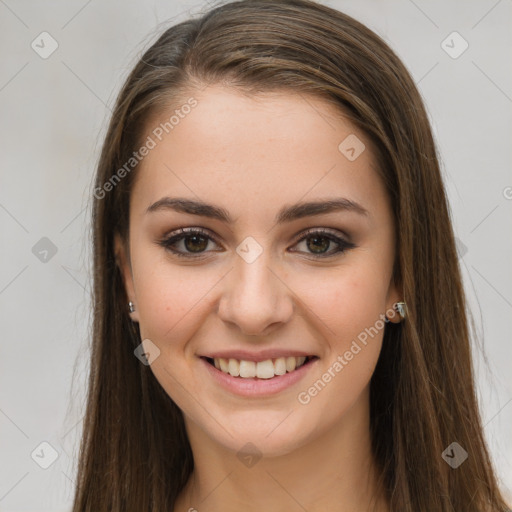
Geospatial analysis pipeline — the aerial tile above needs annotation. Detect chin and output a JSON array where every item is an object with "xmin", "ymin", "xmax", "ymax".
[{"xmin": 189, "ymin": 408, "xmax": 319, "ymax": 459}]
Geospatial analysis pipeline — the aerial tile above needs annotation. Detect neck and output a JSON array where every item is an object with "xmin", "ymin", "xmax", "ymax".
[{"xmin": 174, "ymin": 387, "xmax": 389, "ymax": 512}]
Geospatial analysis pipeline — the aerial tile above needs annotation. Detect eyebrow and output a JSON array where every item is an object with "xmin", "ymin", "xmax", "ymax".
[{"xmin": 146, "ymin": 197, "xmax": 369, "ymax": 224}]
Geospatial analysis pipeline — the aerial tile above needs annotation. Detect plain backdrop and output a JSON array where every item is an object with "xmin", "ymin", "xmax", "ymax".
[{"xmin": 0, "ymin": 0, "xmax": 511, "ymax": 510}]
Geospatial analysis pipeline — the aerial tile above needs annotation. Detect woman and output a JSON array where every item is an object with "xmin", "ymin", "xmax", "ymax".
[{"xmin": 72, "ymin": 0, "xmax": 510, "ymax": 510}]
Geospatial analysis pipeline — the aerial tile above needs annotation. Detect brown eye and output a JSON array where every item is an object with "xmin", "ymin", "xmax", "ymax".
[
  {"xmin": 158, "ymin": 228, "xmax": 221, "ymax": 258},
  {"xmin": 305, "ymin": 235, "xmax": 331, "ymax": 254},
  {"xmin": 291, "ymin": 229, "xmax": 356, "ymax": 258},
  {"xmin": 183, "ymin": 234, "xmax": 209, "ymax": 253}
]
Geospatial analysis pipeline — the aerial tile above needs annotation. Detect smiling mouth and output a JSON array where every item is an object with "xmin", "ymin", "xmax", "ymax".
[{"xmin": 202, "ymin": 356, "xmax": 317, "ymax": 379}]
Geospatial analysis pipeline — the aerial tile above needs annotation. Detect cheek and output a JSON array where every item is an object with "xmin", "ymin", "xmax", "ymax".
[
  {"xmin": 292, "ymin": 269, "xmax": 387, "ymax": 428},
  {"xmin": 135, "ymin": 272, "xmax": 203, "ymax": 344},
  {"xmin": 131, "ymin": 250, "xmax": 224, "ymax": 356},
  {"xmin": 131, "ymin": 261, "xmax": 217, "ymax": 414},
  {"xmin": 289, "ymin": 261, "xmax": 389, "ymax": 400},
  {"xmin": 295, "ymin": 263, "xmax": 389, "ymax": 344}
]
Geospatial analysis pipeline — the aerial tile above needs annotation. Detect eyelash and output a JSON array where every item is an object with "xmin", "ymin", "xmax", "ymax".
[{"xmin": 157, "ymin": 227, "xmax": 356, "ymax": 259}]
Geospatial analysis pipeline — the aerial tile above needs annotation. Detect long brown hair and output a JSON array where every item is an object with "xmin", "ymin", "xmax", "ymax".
[{"xmin": 72, "ymin": 1, "xmax": 510, "ymax": 510}]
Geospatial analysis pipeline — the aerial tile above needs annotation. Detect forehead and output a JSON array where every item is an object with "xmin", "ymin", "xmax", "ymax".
[{"xmin": 131, "ymin": 85, "xmax": 388, "ymax": 223}]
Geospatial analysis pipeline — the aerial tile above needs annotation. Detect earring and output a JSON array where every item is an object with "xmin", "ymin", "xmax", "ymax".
[
  {"xmin": 128, "ymin": 301, "xmax": 136, "ymax": 313},
  {"xmin": 395, "ymin": 301, "xmax": 407, "ymax": 320}
]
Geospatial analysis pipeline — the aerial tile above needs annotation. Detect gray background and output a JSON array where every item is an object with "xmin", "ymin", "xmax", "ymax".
[{"xmin": 0, "ymin": 0, "xmax": 511, "ymax": 510}]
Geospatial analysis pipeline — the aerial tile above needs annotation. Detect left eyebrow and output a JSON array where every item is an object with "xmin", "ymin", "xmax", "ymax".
[
  {"xmin": 276, "ymin": 198, "xmax": 369, "ymax": 223},
  {"xmin": 146, "ymin": 197, "xmax": 369, "ymax": 224}
]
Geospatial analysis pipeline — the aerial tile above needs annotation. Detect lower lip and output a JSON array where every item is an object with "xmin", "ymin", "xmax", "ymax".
[{"xmin": 200, "ymin": 357, "xmax": 318, "ymax": 397}]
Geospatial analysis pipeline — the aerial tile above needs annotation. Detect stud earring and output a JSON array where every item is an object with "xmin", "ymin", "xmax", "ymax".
[
  {"xmin": 395, "ymin": 301, "xmax": 407, "ymax": 320},
  {"xmin": 128, "ymin": 301, "xmax": 136, "ymax": 313}
]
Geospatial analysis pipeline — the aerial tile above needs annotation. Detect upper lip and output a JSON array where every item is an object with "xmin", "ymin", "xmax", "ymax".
[{"xmin": 199, "ymin": 349, "xmax": 316, "ymax": 362}]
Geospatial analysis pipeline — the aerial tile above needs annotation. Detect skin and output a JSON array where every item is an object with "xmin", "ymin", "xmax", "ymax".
[{"xmin": 115, "ymin": 85, "xmax": 402, "ymax": 512}]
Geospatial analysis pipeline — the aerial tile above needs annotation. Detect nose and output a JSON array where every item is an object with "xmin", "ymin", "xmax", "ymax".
[{"xmin": 217, "ymin": 249, "xmax": 294, "ymax": 337}]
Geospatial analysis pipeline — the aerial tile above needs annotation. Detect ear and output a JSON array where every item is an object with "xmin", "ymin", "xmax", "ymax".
[
  {"xmin": 385, "ymin": 277, "xmax": 404, "ymax": 324},
  {"xmin": 114, "ymin": 233, "xmax": 139, "ymax": 322}
]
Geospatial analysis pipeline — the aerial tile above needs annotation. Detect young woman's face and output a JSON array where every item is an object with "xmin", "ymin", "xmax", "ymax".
[{"xmin": 116, "ymin": 85, "xmax": 401, "ymax": 457}]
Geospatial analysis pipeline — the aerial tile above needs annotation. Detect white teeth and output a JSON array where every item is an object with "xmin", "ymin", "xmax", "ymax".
[
  {"xmin": 212, "ymin": 356, "xmax": 311, "ymax": 379},
  {"xmin": 239, "ymin": 360, "xmax": 256, "ymax": 378},
  {"xmin": 285, "ymin": 356, "xmax": 297, "ymax": 372},
  {"xmin": 228, "ymin": 358, "xmax": 240, "ymax": 377},
  {"xmin": 256, "ymin": 360, "xmax": 275, "ymax": 379},
  {"xmin": 274, "ymin": 357, "xmax": 287, "ymax": 375},
  {"xmin": 219, "ymin": 357, "xmax": 229, "ymax": 373}
]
